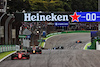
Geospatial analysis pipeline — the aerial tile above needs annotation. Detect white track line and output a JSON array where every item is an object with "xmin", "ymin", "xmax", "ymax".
[{"xmin": 83, "ymin": 42, "xmax": 91, "ymax": 50}]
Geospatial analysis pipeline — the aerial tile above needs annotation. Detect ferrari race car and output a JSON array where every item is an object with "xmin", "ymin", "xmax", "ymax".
[
  {"xmin": 11, "ymin": 51, "xmax": 30, "ymax": 60},
  {"xmin": 27, "ymin": 47, "xmax": 42, "ymax": 54},
  {"xmin": 76, "ymin": 40, "xmax": 82, "ymax": 43},
  {"xmin": 53, "ymin": 46, "xmax": 64, "ymax": 50}
]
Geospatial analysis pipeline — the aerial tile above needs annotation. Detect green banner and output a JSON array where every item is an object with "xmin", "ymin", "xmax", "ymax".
[
  {"xmin": 38, "ymin": 39, "xmax": 42, "ymax": 42},
  {"xmin": 46, "ymin": 32, "xmax": 62, "ymax": 38},
  {"xmin": 19, "ymin": 35, "xmax": 27, "ymax": 38}
]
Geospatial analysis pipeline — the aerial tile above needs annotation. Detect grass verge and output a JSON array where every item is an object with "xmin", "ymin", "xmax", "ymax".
[
  {"xmin": 0, "ymin": 51, "xmax": 15, "ymax": 60},
  {"xmin": 84, "ymin": 42, "xmax": 91, "ymax": 50},
  {"xmin": 41, "ymin": 42, "xmax": 45, "ymax": 47}
]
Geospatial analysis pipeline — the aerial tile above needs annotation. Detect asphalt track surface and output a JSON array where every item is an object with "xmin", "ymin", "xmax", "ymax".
[{"xmin": 1, "ymin": 33, "xmax": 100, "ymax": 67}]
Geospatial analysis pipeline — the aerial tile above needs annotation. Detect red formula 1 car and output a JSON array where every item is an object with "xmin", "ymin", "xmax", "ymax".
[{"xmin": 11, "ymin": 51, "xmax": 30, "ymax": 60}]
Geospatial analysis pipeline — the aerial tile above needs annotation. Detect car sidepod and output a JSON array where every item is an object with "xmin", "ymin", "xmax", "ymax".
[
  {"xmin": 11, "ymin": 54, "xmax": 18, "ymax": 60},
  {"xmin": 22, "ymin": 54, "xmax": 30, "ymax": 59}
]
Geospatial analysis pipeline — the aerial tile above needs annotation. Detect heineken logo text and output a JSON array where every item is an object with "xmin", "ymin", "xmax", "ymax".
[{"xmin": 24, "ymin": 13, "xmax": 69, "ymax": 21}]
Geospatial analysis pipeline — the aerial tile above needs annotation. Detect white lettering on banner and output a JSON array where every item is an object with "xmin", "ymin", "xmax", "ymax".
[
  {"xmin": 40, "ymin": 15, "xmax": 45, "ymax": 21},
  {"xmin": 24, "ymin": 13, "xmax": 31, "ymax": 21},
  {"xmin": 31, "ymin": 15, "xmax": 36, "ymax": 21},
  {"xmin": 46, "ymin": 15, "xmax": 51, "ymax": 21},
  {"xmin": 24, "ymin": 13, "xmax": 69, "ymax": 21},
  {"xmin": 63, "ymin": 15, "xmax": 69, "ymax": 21},
  {"xmin": 86, "ymin": 13, "xmax": 96, "ymax": 21},
  {"xmin": 51, "ymin": 13, "xmax": 57, "ymax": 21},
  {"xmin": 37, "ymin": 13, "xmax": 39, "ymax": 21},
  {"xmin": 57, "ymin": 15, "xmax": 62, "ymax": 21}
]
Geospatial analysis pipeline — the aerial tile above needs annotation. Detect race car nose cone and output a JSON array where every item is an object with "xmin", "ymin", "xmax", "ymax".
[{"xmin": 18, "ymin": 54, "xmax": 22, "ymax": 59}]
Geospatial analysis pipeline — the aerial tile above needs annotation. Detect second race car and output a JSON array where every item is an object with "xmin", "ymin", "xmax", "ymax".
[
  {"xmin": 76, "ymin": 40, "xmax": 82, "ymax": 43},
  {"xmin": 53, "ymin": 46, "xmax": 64, "ymax": 50},
  {"xmin": 27, "ymin": 47, "xmax": 42, "ymax": 54}
]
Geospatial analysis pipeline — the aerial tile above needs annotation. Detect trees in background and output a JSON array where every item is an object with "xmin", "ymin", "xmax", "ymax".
[
  {"xmin": 7, "ymin": 0, "xmax": 98, "ymax": 13},
  {"xmin": 71, "ymin": 0, "xmax": 98, "ymax": 12}
]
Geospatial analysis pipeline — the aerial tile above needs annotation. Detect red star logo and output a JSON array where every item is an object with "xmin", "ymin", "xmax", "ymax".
[{"xmin": 70, "ymin": 12, "xmax": 81, "ymax": 22}]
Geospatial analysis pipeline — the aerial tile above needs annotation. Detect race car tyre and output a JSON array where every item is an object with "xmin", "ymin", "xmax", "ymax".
[
  {"xmin": 27, "ymin": 56, "xmax": 30, "ymax": 59},
  {"xmin": 61, "ymin": 47, "xmax": 64, "ymax": 49},
  {"xmin": 80, "ymin": 41, "xmax": 82, "ymax": 43},
  {"xmin": 11, "ymin": 56, "xmax": 14, "ymax": 60},
  {"xmin": 39, "ymin": 52, "xmax": 42, "ymax": 54}
]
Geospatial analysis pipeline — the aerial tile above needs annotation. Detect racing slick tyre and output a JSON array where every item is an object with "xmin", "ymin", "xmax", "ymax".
[
  {"xmin": 80, "ymin": 41, "xmax": 82, "ymax": 43},
  {"xmin": 39, "ymin": 51, "xmax": 42, "ymax": 54},
  {"xmin": 61, "ymin": 46, "xmax": 64, "ymax": 49},
  {"xmin": 26, "ymin": 55, "xmax": 30, "ymax": 59},
  {"xmin": 11, "ymin": 54, "xmax": 14, "ymax": 60},
  {"xmin": 11, "ymin": 56, "xmax": 14, "ymax": 60}
]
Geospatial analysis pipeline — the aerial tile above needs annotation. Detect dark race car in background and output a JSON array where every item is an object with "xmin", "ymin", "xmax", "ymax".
[
  {"xmin": 11, "ymin": 51, "xmax": 30, "ymax": 60},
  {"xmin": 35, "ymin": 47, "xmax": 42, "ymax": 54},
  {"xmin": 53, "ymin": 46, "xmax": 64, "ymax": 50},
  {"xmin": 27, "ymin": 47, "xmax": 34, "ymax": 54}
]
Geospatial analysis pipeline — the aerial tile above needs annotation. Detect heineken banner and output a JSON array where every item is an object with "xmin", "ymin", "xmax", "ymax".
[
  {"xmin": 15, "ymin": 12, "xmax": 100, "ymax": 22},
  {"xmin": 0, "ymin": 45, "xmax": 16, "ymax": 53},
  {"xmin": 15, "ymin": 12, "xmax": 70, "ymax": 22}
]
